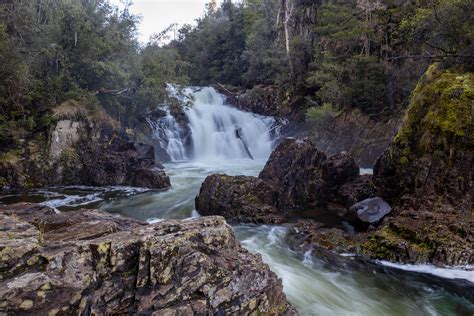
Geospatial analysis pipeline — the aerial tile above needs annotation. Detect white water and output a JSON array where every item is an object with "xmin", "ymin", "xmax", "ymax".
[
  {"xmin": 98, "ymin": 162, "xmax": 473, "ymax": 315},
  {"xmin": 149, "ymin": 86, "xmax": 279, "ymax": 162},
  {"xmin": 147, "ymin": 110, "xmax": 187, "ymax": 161},
  {"xmin": 186, "ymin": 87, "xmax": 276, "ymax": 161}
]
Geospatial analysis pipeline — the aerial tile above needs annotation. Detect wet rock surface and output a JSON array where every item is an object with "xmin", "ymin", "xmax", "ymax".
[
  {"xmin": 197, "ymin": 138, "xmax": 369, "ymax": 225},
  {"xmin": 0, "ymin": 203, "xmax": 296, "ymax": 315},
  {"xmin": 259, "ymin": 138, "xmax": 328, "ymax": 211},
  {"xmin": 196, "ymin": 138, "xmax": 364, "ymax": 224},
  {"xmin": 365, "ymin": 65, "xmax": 474, "ymax": 266},
  {"xmin": 285, "ymin": 66, "xmax": 474, "ymax": 266}
]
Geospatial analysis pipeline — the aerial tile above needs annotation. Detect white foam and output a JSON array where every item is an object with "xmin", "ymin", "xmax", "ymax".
[
  {"xmin": 147, "ymin": 218, "xmax": 164, "ymax": 224},
  {"xmin": 377, "ymin": 261, "xmax": 474, "ymax": 282}
]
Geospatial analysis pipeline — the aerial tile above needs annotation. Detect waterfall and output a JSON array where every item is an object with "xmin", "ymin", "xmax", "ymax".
[
  {"xmin": 147, "ymin": 109, "xmax": 186, "ymax": 161},
  {"xmin": 148, "ymin": 86, "xmax": 281, "ymax": 163}
]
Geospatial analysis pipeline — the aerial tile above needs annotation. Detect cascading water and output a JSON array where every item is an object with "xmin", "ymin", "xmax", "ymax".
[
  {"xmin": 148, "ymin": 86, "xmax": 281, "ymax": 163},
  {"xmin": 147, "ymin": 110, "xmax": 187, "ymax": 161}
]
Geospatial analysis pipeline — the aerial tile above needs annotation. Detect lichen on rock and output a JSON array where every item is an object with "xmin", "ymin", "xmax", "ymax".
[{"xmin": 0, "ymin": 203, "xmax": 296, "ymax": 315}]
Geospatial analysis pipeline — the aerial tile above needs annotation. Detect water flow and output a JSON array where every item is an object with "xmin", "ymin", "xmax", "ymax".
[
  {"xmin": 186, "ymin": 87, "xmax": 276, "ymax": 162},
  {"xmin": 147, "ymin": 110, "xmax": 187, "ymax": 161},
  {"xmin": 149, "ymin": 86, "xmax": 279, "ymax": 163}
]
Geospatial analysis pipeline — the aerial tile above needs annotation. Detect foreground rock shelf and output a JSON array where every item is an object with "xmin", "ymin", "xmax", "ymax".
[{"xmin": 0, "ymin": 203, "xmax": 296, "ymax": 315}]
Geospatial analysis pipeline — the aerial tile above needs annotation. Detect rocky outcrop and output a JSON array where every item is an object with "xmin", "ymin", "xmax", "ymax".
[
  {"xmin": 52, "ymin": 138, "xmax": 170, "ymax": 189},
  {"xmin": 196, "ymin": 138, "xmax": 368, "ymax": 223},
  {"xmin": 0, "ymin": 100, "xmax": 170, "ymax": 190},
  {"xmin": 198, "ymin": 65, "xmax": 473, "ymax": 267},
  {"xmin": 214, "ymin": 84, "xmax": 290, "ymax": 117},
  {"xmin": 0, "ymin": 203, "xmax": 296, "ymax": 315},
  {"xmin": 259, "ymin": 138, "xmax": 328, "ymax": 211},
  {"xmin": 196, "ymin": 174, "xmax": 283, "ymax": 224},
  {"xmin": 289, "ymin": 65, "xmax": 474, "ymax": 266},
  {"xmin": 364, "ymin": 64, "xmax": 474, "ymax": 266},
  {"xmin": 307, "ymin": 109, "xmax": 402, "ymax": 168}
]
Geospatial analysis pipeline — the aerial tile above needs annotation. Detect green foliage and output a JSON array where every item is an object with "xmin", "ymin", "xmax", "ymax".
[
  {"xmin": 175, "ymin": 0, "xmax": 247, "ymax": 86},
  {"xmin": 306, "ymin": 103, "xmax": 336, "ymax": 124},
  {"xmin": 0, "ymin": 0, "xmax": 472, "ymax": 153},
  {"xmin": 400, "ymin": 0, "xmax": 474, "ymax": 66}
]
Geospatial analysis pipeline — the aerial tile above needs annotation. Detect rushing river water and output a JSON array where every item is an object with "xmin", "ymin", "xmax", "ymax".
[
  {"xmin": 2, "ymin": 86, "xmax": 472, "ymax": 314},
  {"xmin": 97, "ymin": 161, "xmax": 473, "ymax": 316},
  {"xmin": 2, "ymin": 160, "xmax": 473, "ymax": 315}
]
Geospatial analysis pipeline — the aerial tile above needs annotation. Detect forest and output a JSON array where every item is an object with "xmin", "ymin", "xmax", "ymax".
[{"xmin": 1, "ymin": 0, "xmax": 473, "ymax": 148}]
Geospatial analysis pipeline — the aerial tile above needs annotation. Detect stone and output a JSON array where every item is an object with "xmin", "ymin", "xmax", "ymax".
[
  {"xmin": 0, "ymin": 203, "xmax": 296, "ymax": 315},
  {"xmin": 349, "ymin": 197, "xmax": 392, "ymax": 223},
  {"xmin": 195, "ymin": 174, "xmax": 284, "ymax": 224},
  {"xmin": 0, "ymin": 100, "xmax": 171, "ymax": 191},
  {"xmin": 322, "ymin": 152, "xmax": 359, "ymax": 190},
  {"xmin": 259, "ymin": 138, "xmax": 328, "ymax": 211},
  {"xmin": 336, "ymin": 175, "xmax": 376, "ymax": 207}
]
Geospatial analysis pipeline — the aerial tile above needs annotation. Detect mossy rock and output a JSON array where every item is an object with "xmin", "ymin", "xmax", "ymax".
[{"xmin": 393, "ymin": 63, "xmax": 473, "ymax": 161}]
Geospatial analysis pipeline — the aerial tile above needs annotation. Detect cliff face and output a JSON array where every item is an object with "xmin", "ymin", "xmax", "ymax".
[
  {"xmin": 0, "ymin": 203, "xmax": 296, "ymax": 315},
  {"xmin": 0, "ymin": 100, "xmax": 170, "ymax": 190},
  {"xmin": 309, "ymin": 109, "xmax": 402, "ymax": 168},
  {"xmin": 366, "ymin": 64, "xmax": 474, "ymax": 265}
]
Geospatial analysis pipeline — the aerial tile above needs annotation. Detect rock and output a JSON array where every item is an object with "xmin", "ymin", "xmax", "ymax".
[
  {"xmin": 63, "ymin": 141, "xmax": 171, "ymax": 189},
  {"xmin": 214, "ymin": 84, "xmax": 289, "ymax": 117},
  {"xmin": 128, "ymin": 167, "xmax": 170, "ymax": 189},
  {"xmin": 349, "ymin": 197, "xmax": 392, "ymax": 223},
  {"xmin": 287, "ymin": 66, "xmax": 474, "ymax": 266},
  {"xmin": 259, "ymin": 138, "xmax": 328, "ymax": 211},
  {"xmin": 308, "ymin": 108, "xmax": 402, "ymax": 168},
  {"xmin": 336, "ymin": 175, "xmax": 376, "ymax": 207},
  {"xmin": 0, "ymin": 100, "xmax": 171, "ymax": 191},
  {"xmin": 322, "ymin": 152, "xmax": 359, "ymax": 188},
  {"xmin": 366, "ymin": 64, "xmax": 474, "ymax": 265},
  {"xmin": 197, "ymin": 66, "xmax": 474, "ymax": 267},
  {"xmin": 0, "ymin": 203, "xmax": 296, "ymax": 315},
  {"xmin": 195, "ymin": 174, "xmax": 284, "ymax": 224},
  {"xmin": 196, "ymin": 139, "xmax": 370, "ymax": 223}
]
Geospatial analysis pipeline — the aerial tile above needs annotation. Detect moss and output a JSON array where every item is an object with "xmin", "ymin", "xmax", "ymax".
[
  {"xmin": 19, "ymin": 300, "xmax": 34, "ymax": 309},
  {"xmin": 393, "ymin": 64, "xmax": 474, "ymax": 163},
  {"xmin": 362, "ymin": 223, "xmax": 438, "ymax": 262}
]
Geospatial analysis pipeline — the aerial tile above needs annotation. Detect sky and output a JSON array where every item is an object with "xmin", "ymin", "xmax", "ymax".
[{"xmin": 110, "ymin": 0, "xmax": 223, "ymax": 43}]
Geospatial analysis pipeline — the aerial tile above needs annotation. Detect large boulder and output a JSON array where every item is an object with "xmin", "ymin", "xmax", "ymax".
[
  {"xmin": 196, "ymin": 139, "xmax": 367, "ymax": 223},
  {"xmin": 76, "ymin": 141, "xmax": 171, "ymax": 189},
  {"xmin": 336, "ymin": 175, "xmax": 376, "ymax": 207},
  {"xmin": 195, "ymin": 174, "xmax": 283, "ymax": 223},
  {"xmin": 259, "ymin": 138, "xmax": 328, "ymax": 211},
  {"xmin": 0, "ymin": 203, "xmax": 296, "ymax": 315}
]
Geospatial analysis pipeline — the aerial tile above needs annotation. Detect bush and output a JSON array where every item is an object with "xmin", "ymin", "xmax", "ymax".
[{"xmin": 306, "ymin": 103, "xmax": 336, "ymax": 127}]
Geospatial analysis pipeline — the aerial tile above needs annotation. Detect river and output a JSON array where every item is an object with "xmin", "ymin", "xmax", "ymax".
[{"xmin": 2, "ymin": 86, "xmax": 472, "ymax": 314}]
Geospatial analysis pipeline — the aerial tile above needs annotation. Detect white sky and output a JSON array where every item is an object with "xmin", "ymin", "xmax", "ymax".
[{"xmin": 110, "ymin": 0, "xmax": 223, "ymax": 43}]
